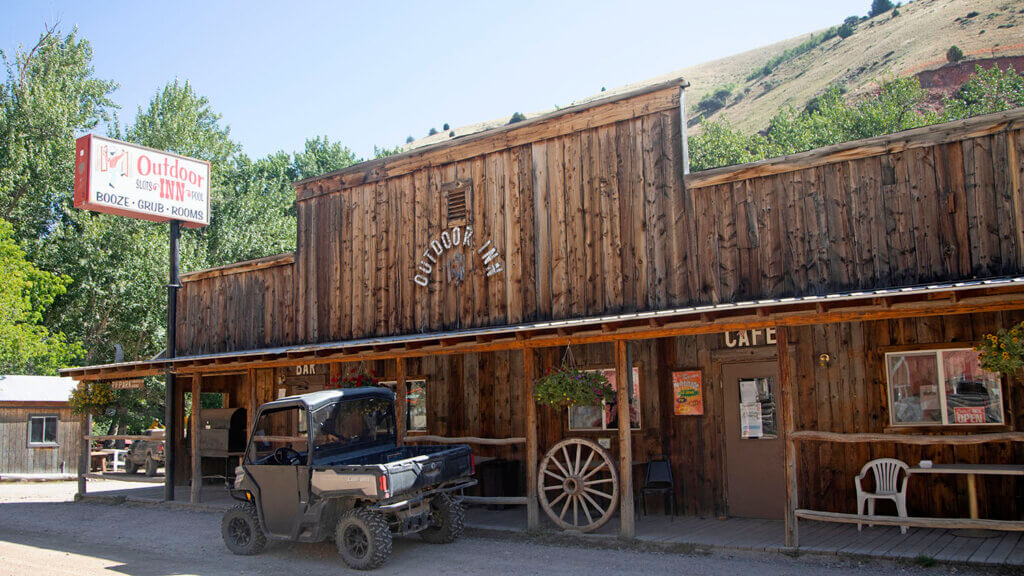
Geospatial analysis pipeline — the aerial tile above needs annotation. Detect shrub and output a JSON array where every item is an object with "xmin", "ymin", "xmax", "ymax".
[
  {"xmin": 405, "ymin": 135, "xmax": 414, "ymax": 144},
  {"xmin": 695, "ymin": 84, "xmax": 735, "ymax": 116},
  {"xmin": 945, "ymin": 64, "xmax": 1024, "ymax": 119},
  {"xmin": 870, "ymin": 0, "xmax": 894, "ymax": 17},
  {"xmin": 838, "ymin": 23, "xmax": 856, "ymax": 38},
  {"xmin": 844, "ymin": 15, "xmax": 860, "ymax": 27},
  {"xmin": 442, "ymin": 123, "xmax": 450, "ymax": 131},
  {"xmin": 947, "ymin": 45, "xmax": 964, "ymax": 63},
  {"xmin": 747, "ymin": 27, "xmax": 839, "ymax": 80},
  {"xmin": 427, "ymin": 127, "xmax": 438, "ymax": 136},
  {"xmin": 508, "ymin": 112, "xmax": 527, "ymax": 124}
]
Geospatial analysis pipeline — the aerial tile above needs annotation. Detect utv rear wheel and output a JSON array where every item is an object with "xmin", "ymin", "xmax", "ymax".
[
  {"xmin": 144, "ymin": 455, "xmax": 158, "ymax": 477},
  {"xmin": 221, "ymin": 503, "xmax": 266, "ymax": 555},
  {"xmin": 124, "ymin": 461, "xmax": 138, "ymax": 475},
  {"xmin": 336, "ymin": 508, "xmax": 392, "ymax": 570},
  {"xmin": 419, "ymin": 493, "xmax": 464, "ymax": 544}
]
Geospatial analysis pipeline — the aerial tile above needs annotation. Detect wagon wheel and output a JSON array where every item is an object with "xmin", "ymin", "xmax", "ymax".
[{"xmin": 537, "ymin": 438, "xmax": 619, "ymax": 532}]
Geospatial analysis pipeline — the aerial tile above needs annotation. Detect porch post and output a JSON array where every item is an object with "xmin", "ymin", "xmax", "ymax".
[
  {"xmin": 776, "ymin": 326, "xmax": 799, "ymax": 547},
  {"xmin": 190, "ymin": 374, "xmax": 202, "ymax": 504},
  {"xmin": 395, "ymin": 358, "xmax": 407, "ymax": 445},
  {"xmin": 523, "ymin": 347, "xmax": 539, "ymax": 530},
  {"xmin": 615, "ymin": 340, "xmax": 636, "ymax": 539},
  {"xmin": 77, "ymin": 397, "xmax": 90, "ymax": 498}
]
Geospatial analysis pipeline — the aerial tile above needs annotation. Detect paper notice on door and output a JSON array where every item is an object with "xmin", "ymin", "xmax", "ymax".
[
  {"xmin": 740, "ymin": 402, "xmax": 763, "ymax": 438},
  {"xmin": 739, "ymin": 379, "xmax": 758, "ymax": 404}
]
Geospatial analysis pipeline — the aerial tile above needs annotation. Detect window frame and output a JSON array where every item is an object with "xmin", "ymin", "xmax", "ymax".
[
  {"xmin": 27, "ymin": 414, "xmax": 60, "ymax": 447},
  {"xmin": 379, "ymin": 378, "xmax": 428, "ymax": 432},
  {"xmin": 885, "ymin": 347, "xmax": 1004, "ymax": 428},
  {"xmin": 567, "ymin": 366, "xmax": 642, "ymax": 432}
]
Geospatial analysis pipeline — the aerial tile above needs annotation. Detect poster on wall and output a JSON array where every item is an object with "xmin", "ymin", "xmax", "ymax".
[
  {"xmin": 740, "ymin": 402, "xmax": 763, "ymax": 438},
  {"xmin": 672, "ymin": 371, "xmax": 703, "ymax": 415}
]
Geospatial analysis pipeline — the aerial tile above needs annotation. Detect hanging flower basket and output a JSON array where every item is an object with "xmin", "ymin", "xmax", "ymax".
[
  {"xmin": 977, "ymin": 322, "xmax": 1024, "ymax": 375},
  {"xmin": 534, "ymin": 366, "xmax": 614, "ymax": 408},
  {"xmin": 69, "ymin": 382, "xmax": 115, "ymax": 416},
  {"xmin": 329, "ymin": 366, "xmax": 380, "ymax": 389}
]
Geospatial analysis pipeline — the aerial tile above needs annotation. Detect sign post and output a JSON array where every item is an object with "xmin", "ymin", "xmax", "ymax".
[
  {"xmin": 165, "ymin": 220, "xmax": 180, "ymax": 500},
  {"xmin": 74, "ymin": 134, "xmax": 210, "ymax": 502}
]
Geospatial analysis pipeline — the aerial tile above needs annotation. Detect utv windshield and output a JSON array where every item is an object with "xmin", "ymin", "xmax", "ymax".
[{"xmin": 311, "ymin": 397, "xmax": 396, "ymax": 463}]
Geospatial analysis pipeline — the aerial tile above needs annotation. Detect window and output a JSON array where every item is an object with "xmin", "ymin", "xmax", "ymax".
[
  {"xmin": 311, "ymin": 397, "xmax": 396, "ymax": 465},
  {"xmin": 886, "ymin": 348, "xmax": 1004, "ymax": 427},
  {"xmin": 568, "ymin": 367, "xmax": 641, "ymax": 431},
  {"xmin": 246, "ymin": 406, "xmax": 309, "ymax": 465},
  {"xmin": 28, "ymin": 415, "xmax": 59, "ymax": 446},
  {"xmin": 380, "ymin": 379, "xmax": 428, "ymax": 432}
]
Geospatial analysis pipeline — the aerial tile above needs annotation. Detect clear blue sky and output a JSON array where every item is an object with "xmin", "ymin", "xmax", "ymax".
[{"xmin": 3, "ymin": 0, "xmax": 870, "ymax": 160}]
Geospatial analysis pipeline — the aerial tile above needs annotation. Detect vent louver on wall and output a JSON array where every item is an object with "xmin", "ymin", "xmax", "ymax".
[{"xmin": 442, "ymin": 178, "xmax": 472, "ymax": 223}]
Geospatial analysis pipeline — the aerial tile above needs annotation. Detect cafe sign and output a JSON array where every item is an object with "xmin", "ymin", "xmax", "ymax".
[
  {"xmin": 724, "ymin": 327, "xmax": 777, "ymax": 348},
  {"xmin": 413, "ymin": 224, "xmax": 504, "ymax": 287}
]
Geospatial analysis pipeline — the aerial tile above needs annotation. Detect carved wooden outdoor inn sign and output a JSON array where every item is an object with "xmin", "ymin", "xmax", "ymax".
[{"xmin": 413, "ymin": 225, "xmax": 504, "ymax": 287}]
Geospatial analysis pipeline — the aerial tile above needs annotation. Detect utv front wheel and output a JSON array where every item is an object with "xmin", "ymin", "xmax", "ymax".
[
  {"xmin": 124, "ymin": 460, "xmax": 138, "ymax": 475},
  {"xmin": 336, "ymin": 508, "xmax": 392, "ymax": 570},
  {"xmin": 221, "ymin": 503, "xmax": 267, "ymax": 555},
  {"xmin": 420, "ymin": 493, "xmax": 464, "ymax": 544},
  {"xmin": 144, "ymin": 455, "xmax": 158, "ymax": 477}
]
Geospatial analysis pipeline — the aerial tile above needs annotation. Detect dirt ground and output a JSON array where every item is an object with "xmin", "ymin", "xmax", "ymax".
[{"xmin": 0, "ymin": 481, "xmax": 1013, "ymax": 576}]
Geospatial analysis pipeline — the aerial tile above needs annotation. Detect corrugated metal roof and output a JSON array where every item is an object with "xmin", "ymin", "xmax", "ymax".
[{"xmin": 0, "ymin": 375, "xmax": 78, "ymax": 403}]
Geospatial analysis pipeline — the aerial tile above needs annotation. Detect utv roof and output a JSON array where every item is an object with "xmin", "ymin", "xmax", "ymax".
[{"xmin": 262, "ymin": 387, "xmax": 395, "ymax": 412}]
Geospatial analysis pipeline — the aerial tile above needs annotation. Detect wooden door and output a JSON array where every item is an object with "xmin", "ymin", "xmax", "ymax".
[{"xmin": 722, "ymin": 361, "xmax": 785, "ymax": 519}]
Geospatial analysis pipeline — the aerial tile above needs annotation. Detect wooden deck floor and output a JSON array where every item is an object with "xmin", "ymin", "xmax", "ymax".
[{"xmin": 464, "ymin": 507, "xmax": 1024, "ymax": 567}]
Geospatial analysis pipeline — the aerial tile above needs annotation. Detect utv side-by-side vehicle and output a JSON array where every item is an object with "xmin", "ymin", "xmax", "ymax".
[{"xmin": 221, "ymin": 388, "xmax": 475, "ymax": 570}]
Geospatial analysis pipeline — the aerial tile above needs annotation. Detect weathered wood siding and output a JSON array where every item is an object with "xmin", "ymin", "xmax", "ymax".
[
  {"xmin": 176, "ymin": 255, "xmax": 295, "ymax": 356},
  {"xmin": 293, "ymin": 86, "xmax": 689, "ymax": 342},
  {"xmin": 790, "ymin": 311, "xmax": 1024, "ymax": 521},
  {"xmin": 658, "ymin": 311, "xmax": 1024, "ymax": 520},
  {"xmin": 686, "ymin": 128, "xmax": 1024, "ymax": 302},
  {"xmin": 0, "ymin": 405, "xmax": 80, "ymax": 475}
]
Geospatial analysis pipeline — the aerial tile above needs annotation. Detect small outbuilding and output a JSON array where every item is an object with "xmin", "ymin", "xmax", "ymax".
[{"xmin": 0, "ymin": 375, "xmax": 81, "ymax": 479}]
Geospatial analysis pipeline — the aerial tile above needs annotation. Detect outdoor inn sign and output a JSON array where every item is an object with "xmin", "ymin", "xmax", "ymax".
[{"xmin": 413, "ymin": 224, "xmax": 504, "ymax": 287}]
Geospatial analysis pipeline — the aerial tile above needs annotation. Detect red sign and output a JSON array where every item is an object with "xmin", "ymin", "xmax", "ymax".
[
  {"xmin": 73, "ymin": 134, "xmax": 210, "ymax": 228},
  {"xmin": 673, "ymin": 370, "xmax": 704, "ymax": 416},
  {"xmin": 953, "ymin": 406, "xmax": 986, "ymax": 424}
]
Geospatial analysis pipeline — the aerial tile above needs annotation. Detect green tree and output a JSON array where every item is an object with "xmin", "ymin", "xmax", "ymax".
[
  {"xmin": 0, "ymin": 26, "xmax": 117, "ymax": 246},
  {"xmin": 947, "ymin": 45, "xmax": 964, "ymax": 63},
  {"xmin": 0, "ymin": 218, "xmax": 83, "ymax": 374},
  {"xmin": 210, "ymin": 151, "xmax": 297, "ymax": 265},
  {"xmin": 688, "ymin": 121, "xmax": 767, "ymax": 172},
  {"xmin": 289, "ymin": 135, "xmax": 358, "ymax": 181},
  {"xmin": 869, "ymin": 0, "xmax": 894, "ymax": 17},
  {"xmin": 944, "ymin": 65, "xmax": 1024, "ymax": 119}
]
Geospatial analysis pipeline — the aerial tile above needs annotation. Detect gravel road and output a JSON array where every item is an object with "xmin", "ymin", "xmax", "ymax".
[{"xmin": 0, "ymin": 481, "xmax": 1009, "ymax": 576}]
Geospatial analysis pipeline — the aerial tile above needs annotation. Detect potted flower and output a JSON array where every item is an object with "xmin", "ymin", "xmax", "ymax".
[
  {"xmin": 977, "ymin": 322, "xmax": 1024, "ymax": 375},
  {"xmin": 534, "ymin": 366, "xmax": 614, "ymax": 408},
  {"xmin": 329, "ymin": 366, "xmax": 380, "ymax": 389}
]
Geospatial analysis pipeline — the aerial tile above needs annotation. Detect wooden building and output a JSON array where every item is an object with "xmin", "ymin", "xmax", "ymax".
[
  {"xmin": 0, "ymin": 375, "xmax": 81, "ymax": 479},
  {"xmin": 63, "ymin": 79, "xmax": 1024, "ymax": 543}
]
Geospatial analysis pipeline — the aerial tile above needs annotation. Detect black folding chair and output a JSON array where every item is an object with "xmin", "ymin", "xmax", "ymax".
[{"xmin": 639, "ymin": 455, "xmax": 675, "ymax": 519}]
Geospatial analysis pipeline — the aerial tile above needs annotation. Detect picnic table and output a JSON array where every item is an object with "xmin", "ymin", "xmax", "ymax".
[{"xmin": 909, "ymin": 463, "xmax": 1024, "ymax": 520}]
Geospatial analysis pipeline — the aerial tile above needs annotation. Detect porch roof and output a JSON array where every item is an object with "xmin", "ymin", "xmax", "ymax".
[{"xmin": 60, "ymin": 275, "xmax": 1024, "ymax": 381}]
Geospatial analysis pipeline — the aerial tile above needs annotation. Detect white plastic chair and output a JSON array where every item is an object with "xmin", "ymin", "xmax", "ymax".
[{"xmin": 855, "ymin": 458, "xmax": 909, "ymax": 534}]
